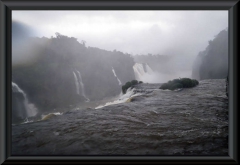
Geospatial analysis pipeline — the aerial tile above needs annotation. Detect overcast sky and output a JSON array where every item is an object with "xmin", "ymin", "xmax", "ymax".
[{"xmin": 12, "ymin": 10, "xmax": 228, "ymax": 58}]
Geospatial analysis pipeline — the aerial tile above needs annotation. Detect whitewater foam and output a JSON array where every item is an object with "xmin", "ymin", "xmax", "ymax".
[
  {"xmin": 41, "ymin": 112, "xmax": 63, "ymax": 121},
  {"xmin": 95, "ymin": 88, "xmax": 142, "ymax": 109}
]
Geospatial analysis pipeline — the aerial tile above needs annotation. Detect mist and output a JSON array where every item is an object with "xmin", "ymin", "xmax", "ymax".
[
  {"xmin": 12, "ymin": 11, "xmax": 228, "ymax": 55},
  {"xmin": 11, "ymin": 11, "xmax": 229, "ymax": 156},
  {"xmin": 12, "ymin": 20, "xmax": 41, "ymax": 66},
  {"xmin": 12, "ymin": 10, "xmax": 228, "ymax": 83}
]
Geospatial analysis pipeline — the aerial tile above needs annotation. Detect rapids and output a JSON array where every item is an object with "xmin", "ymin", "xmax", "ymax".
[{"xmin": 12, "ymin": 79, "xmax": 228, "ymax": 155}]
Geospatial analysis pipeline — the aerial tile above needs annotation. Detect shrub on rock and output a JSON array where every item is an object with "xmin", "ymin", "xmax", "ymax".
[
  {"xmin": 160, "ymin": 78, "xmax": 199, "ymax": 90},
  {"xmin": 122, "ymin": 80, "xmax": 143, "ymax": 94}
]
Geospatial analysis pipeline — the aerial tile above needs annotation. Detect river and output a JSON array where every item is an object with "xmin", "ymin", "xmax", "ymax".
[{"xmin": 12, "ymin": 79, "xmax": 228, "ymax": 155}]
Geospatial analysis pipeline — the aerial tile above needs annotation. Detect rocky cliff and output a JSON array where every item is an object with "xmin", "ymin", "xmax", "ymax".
[
  {"xmin": 12, "ymin": 30, "xmax": 135, "ymax": 113},
  {"xmin": 192, "ymin": 29, "xmax": 228, "ymax": 80}
]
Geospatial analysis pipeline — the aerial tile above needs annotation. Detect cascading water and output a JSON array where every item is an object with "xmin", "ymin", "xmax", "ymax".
[
  {"xmin": 74, "ymin": 70, "xmax": 90, "ymax": 102},
  {"xmin": 76, "ymin": 70, "xmax": 90, "ymax": 102},
  {"xmin": 133, "ymin": 65, "xmax": 141, "ymax": 80},
  {"xmin": 12, "ymin": 79, "xmax": 228, "ymax": 155},
  {"xmin": 12, "ymin": 82, "xmax": 38, "ymax": 123},
  {"xmin": 95, "ymin": 88, "xmax": 142, "ymax": 109},
  {"xmin": 146, "ymin": 64, "xmax": 154, "ymax": 75},
  {"xmin": 133, "ymin": 63, "xmax": 155, "ymax": 82},
  {"xmin": 136, "ymin": 63, "xmax": 146, "ymax": 75},
  {"xmin": 112, "ymin": 67, "xmax": 122, "ymax": 85},
  {"xmin": 73, "ymin": 71, "xmax": 80, "ymax": 95}
]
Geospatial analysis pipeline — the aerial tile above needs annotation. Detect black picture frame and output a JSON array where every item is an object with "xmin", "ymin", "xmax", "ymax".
[{"xmin": 0, "ymin": 0, "xmax": 239, "ymax": 164}]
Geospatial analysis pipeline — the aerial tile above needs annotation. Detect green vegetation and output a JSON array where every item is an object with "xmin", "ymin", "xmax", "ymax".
[
  {"xmin": 160, "ymin": 78, "xmax": 199, "ymax": 90},
  {"xmin": 192, "ymin": 29, "xmax": 228, "ymax": 80},
  {"xmin": 122, "ymin": 80, "xmax": 143, "ymax": 94},
  {"xmin": 12, "ymin": 30, "xmax": 136, "ymax": 111}
]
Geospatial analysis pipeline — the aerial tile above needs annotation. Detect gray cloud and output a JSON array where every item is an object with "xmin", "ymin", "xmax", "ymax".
[{"xmin": 12, "ymin": 10, "xmax": 228, "ymax": 73}]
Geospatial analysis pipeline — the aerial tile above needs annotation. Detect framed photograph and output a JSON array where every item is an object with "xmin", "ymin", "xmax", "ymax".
[{"xmin": 0, "ymin": 0, "xmax": 238, "ymax": 164}]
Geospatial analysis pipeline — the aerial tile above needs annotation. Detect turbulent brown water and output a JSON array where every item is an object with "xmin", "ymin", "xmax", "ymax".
[{"xmin": 12, "ymin": 79, "xmax": 228, "ymax": 155}]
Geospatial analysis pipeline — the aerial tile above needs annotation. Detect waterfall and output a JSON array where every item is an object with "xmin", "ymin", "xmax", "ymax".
[
  {"xmin": 112, "ymin": 67, "xmax": 122, "ymax": 85},
  {"xmin": 76, "ymin": 70, "xmax": 90, "ymax": 102},
  {"xmin": 133, "ymin": 68, "xmax": 140, "ymax": 80},
  {"xmin": 133, "ymin": 63, "xmax": 155, "ymax": 82},
  {"xmin": 135, "ymin": 63, "xmax": 145, "ymax": 75},
  {"xmin": 73, "ymin": 71, "xmax": 80, "ymax": 95},
  {"xmin": 73, "ymin": 69, "xmax": 90, "ymax": 102},
  {"xmin": 12, "ymin": 82, "xmax": 38, "ymax": 121},
  {"xmin": 146, "ymin": 64, "xmax": 154, "ymax": 75},
  {"xmin": 95, "ymin": 88, "xmax": 143, "ymax": 109}
]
